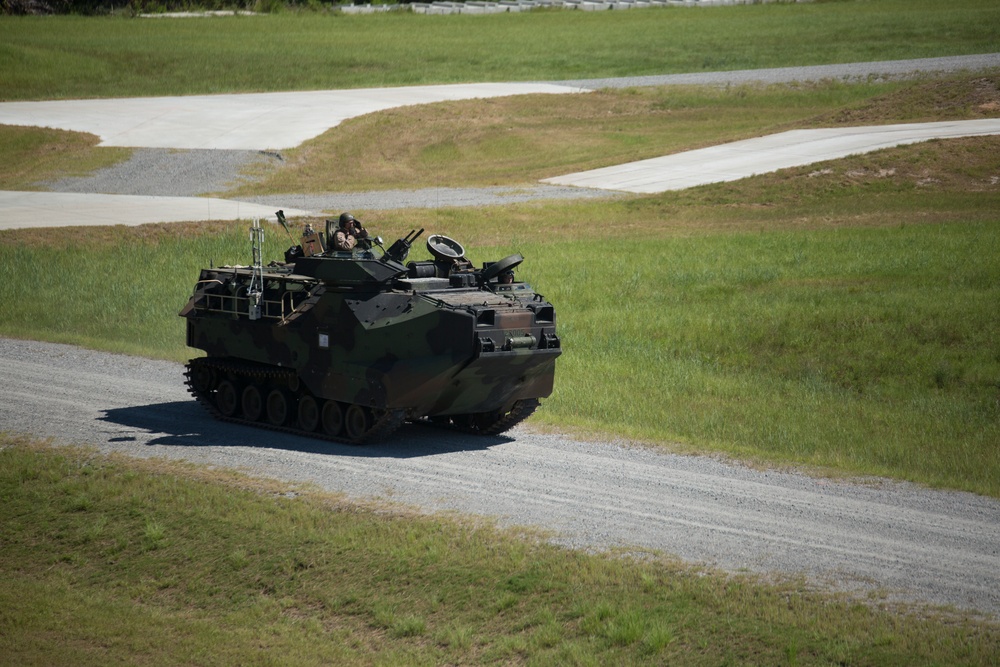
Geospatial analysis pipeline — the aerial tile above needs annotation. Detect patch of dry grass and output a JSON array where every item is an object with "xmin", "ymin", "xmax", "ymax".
[
  {"xmin": 811, "ymin": 74, "xmax": 1000, "ymax": 126},
  {"xmin": 0, "ymin": 125, "xmax": 131, "ymax": 191}
]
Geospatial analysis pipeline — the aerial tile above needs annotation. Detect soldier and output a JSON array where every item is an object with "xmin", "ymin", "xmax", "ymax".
[{"xmin": 331, "ymin": 212, "xmax": 368, "ymax": 251}]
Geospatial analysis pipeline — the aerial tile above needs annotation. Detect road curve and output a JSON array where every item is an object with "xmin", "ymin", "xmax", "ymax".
[{"xmin": 1, "ymin": 337, "xmax": 997, "ymax": 617}]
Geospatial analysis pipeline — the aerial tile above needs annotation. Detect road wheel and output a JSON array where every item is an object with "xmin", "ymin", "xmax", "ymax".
[
  {"xmin": 216, "ymin": 379, "xmax": 240, "ymax": 417},
  {"xmin": 321, "ymin": 400, "xmax": 343, "ymax": 437},
  {"xmin": 344, "ymin": 404, "xmax": 371, "ymax": 442},
  {"xmin": 242, "ymin": 384, "xmax": 263, "ymax": 422},
  {"xmin": 189, "ymin": 363, "xmax": 215, "ymax": 393},
  {"xmin": 297, "ymin": 394, "xmax": 319, "ymax": 433},
  {"xmin": 266, "ymin": 389, "xmax": 291, "ymax": 426}
]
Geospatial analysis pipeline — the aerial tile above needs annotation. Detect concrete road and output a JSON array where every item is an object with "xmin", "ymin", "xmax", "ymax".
[
  {"xmin": 0, "ymin": 82, "xmax": 584, "ymax": 151},
  {"xmin": 542, "ymin": 119, "xmax": 1000, "ymax": 193},
  {"xmin": 0, "ymin": 191, "xmax": 311, "ymax": 229}
]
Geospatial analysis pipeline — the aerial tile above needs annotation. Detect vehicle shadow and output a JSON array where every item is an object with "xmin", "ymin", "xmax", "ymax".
[{"xmin": 100, "ymin": 401, "xmax": 507, "ymax": 458}]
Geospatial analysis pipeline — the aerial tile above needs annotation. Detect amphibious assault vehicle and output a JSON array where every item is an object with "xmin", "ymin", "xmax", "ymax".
[{"xmin": 180, "ymin": 212, "xmax": 560, "ymax": 443}]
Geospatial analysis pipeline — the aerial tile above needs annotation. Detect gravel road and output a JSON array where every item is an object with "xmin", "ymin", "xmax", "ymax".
[{"xmin": 2, "ymin": 337, "xmax": 998, "ymax": 617}]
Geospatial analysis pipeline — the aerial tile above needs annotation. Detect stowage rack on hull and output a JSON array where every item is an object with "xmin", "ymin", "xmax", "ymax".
[{"xmin": 179, "ymin": 216, "xmax": 561, "ymax": 444}]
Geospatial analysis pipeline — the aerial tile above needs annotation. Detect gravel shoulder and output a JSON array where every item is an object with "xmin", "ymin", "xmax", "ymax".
[
  {"xmin": 45, "ymin": 148, "xmax": 279, "ymax": 198},
  {"xmin": 2, "ymin": 337, "xmax": 998, "ymax": 618}
]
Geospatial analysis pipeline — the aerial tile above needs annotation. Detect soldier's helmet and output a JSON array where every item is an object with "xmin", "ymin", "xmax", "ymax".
[{"xmin": 339, "ymin": 212, "xmax": 356, "ymax": 228}]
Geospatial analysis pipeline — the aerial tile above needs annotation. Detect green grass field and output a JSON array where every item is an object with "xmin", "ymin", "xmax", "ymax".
[
  {"xmin": 2, "ymin": 1, "xmax": 1000, "ymax": 662},
  {"xmin": 1, "ymin": 0, "xmax": 999, "ymax": 100},
  {"xmin": 3, "ymin": 439, "xmax": 998, "ymax": 666}
]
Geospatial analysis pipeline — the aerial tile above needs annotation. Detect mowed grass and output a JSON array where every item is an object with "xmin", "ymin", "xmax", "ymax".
[
  {"xmin": 534, "ymin": 218, "xmax": 999, "ymax": 491},
  {"xmin": 1, "ymin": 0, "xmax": 999, "ymax": 101},
  {"xmin": 2, "ymin": 136, "xmax": 998, "ymax": 496},
  {"xmin": 0, "ymin": 220, "xmax": 254, "ymax": 357},
  {"xmin": 3, "ymin": 438, "xmax": 998, "ymax": 666}
]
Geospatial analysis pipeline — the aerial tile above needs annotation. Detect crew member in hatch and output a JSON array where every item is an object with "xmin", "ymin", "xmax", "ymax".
[{"xmin": 331, "ymin": 213, "xmax": 369, "ymax": 251}]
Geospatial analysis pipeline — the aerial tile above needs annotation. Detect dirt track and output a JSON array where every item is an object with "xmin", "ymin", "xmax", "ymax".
[{"xmin": 2, "ymin": 337, "xmax": 997, "ymax": 617}]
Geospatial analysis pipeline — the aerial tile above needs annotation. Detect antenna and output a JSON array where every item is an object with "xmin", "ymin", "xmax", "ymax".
[{"xmin": 248, "ymin": 218, "xmax": 264, "ymax": 321}]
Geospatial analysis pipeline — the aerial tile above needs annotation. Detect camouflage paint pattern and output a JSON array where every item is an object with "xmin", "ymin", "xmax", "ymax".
[{"xmin": 180, "ymin": 242, "xmax": 560, "ymax": 425}]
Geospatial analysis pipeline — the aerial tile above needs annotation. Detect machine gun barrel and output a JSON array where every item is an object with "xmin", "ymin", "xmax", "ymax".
[{"xmin": 383, "ymin": 228, "xmax": 425, "ymax": 264}]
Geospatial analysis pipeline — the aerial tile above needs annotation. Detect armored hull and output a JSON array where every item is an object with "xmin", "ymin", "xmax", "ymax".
[{"xmin": 180, "ymin": 225, "xmax": 560, "ymax": 443}]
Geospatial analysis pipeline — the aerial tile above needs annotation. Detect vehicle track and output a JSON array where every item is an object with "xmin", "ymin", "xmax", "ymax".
[{"xmin": 1, "ymin": 337, "xmax": 998, "ymax": 617}]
